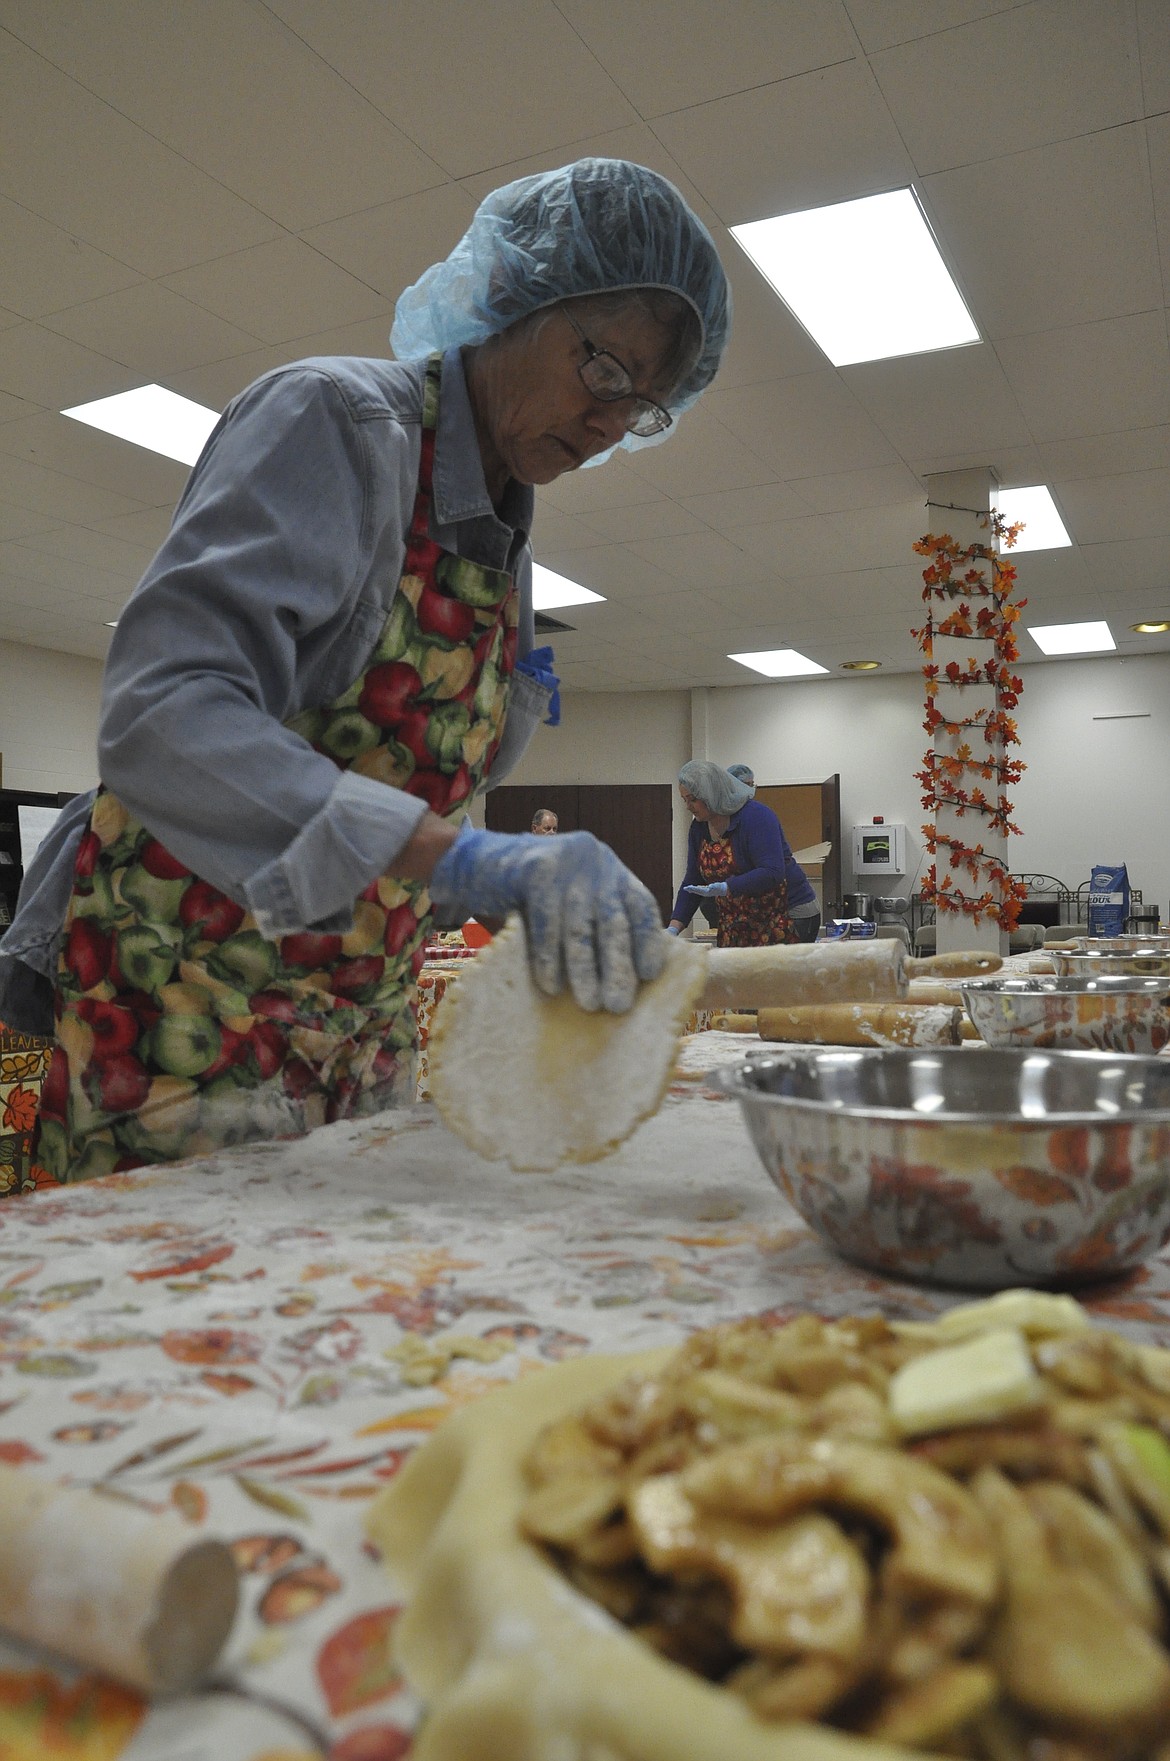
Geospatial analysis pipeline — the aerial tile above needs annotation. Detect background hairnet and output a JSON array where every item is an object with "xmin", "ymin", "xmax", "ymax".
[
  {"xmin": 678, "ymin": 761, "xmax": 752, "ymax": 817},
  {"xmin": 391, "ymin": 158, "xmax": 731, "ymax": 455},
  {"xmin": 726, "ymin": 763, "xmax": 756, "ymax": 793}
]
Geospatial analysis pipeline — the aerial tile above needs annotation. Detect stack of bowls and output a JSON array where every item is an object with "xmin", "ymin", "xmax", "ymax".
[
  {"xmin": 961, "ymin": 973, "xmax": 1170, "ymax": 1054},
  {"xmin": 1051, "ymin": 943, "xmax": 1170, "ymax": 979},
  {"xmin": 715, "ymin": 1047, "xmax": 1170, "ymax": 1288}
]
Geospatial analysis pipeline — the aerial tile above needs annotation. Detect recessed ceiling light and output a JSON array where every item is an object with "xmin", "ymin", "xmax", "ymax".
[
  {"xmin": 532, "ymin": 564, "xmax": 605, "ymax": 611},
  {"xmin": 728, "ymin": 648, "xmax": 829, "ymax": 678},
  {"xmin": 61, "ymin": 384, "xmax": 220, "ymax": 466},
  {"xmin": 1131, "ymin": 620, "xmax": 1170, "ymax": 634},
  {"xmin": 730, "ymin": 187, "xmax": 979, "ymax": 367},
  {"xmin": 995, "ymin": 485, "xmax": 1071, "ymax": 552},
  {"xmin": 840, "ymin": 659, "xmax": 882, "ymax": 671},
  {"xmin": 1027, "ymin": 620, "xmax": 1115, "ymax": 656},
  {"xmin": 104, "ymin": 620, "xmax": 118, "ymax": 628}
]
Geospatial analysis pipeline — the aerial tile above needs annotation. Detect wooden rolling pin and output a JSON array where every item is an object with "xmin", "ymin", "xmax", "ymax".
[
  {"xmin": 0, "ymin": 1464, "xmax": 238, "ymax": 1694},
  {"xmin": 757, "ymin": 1002, "xmax": 964, "ymax": 1047},
  {"xmin": 699, "ymin": 939, "xmax": 1000, "ymax": 1012}
]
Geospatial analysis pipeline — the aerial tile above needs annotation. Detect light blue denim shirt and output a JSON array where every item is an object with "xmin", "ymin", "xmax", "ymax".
[{"xmin": 0, "ymin": 348, "xmax": 549, "ymax": 1033}]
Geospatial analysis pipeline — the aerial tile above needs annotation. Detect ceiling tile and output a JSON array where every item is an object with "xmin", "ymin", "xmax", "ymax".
[
  {"xmin": 537, "ymin": 453, "xmax": 656, "ymax": 515},
  {"xmin": 0, "ymin": 32, "xmax": 282, "ymax": 276},
  {"xmin": 43, "ymin": 283, "xmax": 263, "ymax": 378},
  {"xmin": 0, "ymin": 541, "xmax": 134, "ymax": 599},
  {"xmin": 842, "ymin": 346, "xmax": 1031, "ymax": 463},
  {"xmin": 653, "ymin": 60, "xmax": 913, "ymax": 225},
  {"xmin": 870, "ymin": 0, "xmax": 1142, "ymax": 174},
  {"xmin": 708, "ymin": 370, "xmax": 897, "ymax": 477},
  {"xmin": 622, "ymin": 405, "xmax": 777, "ymax": 498},
  {"xmin": 1143, "ymin": 111, "xmax": 1170, "ymax": 302},
  {"xmin": 0, "ymin": 322, "xmax": 130, "ymax": 409},
  {"xmin": 845, "ymin": 0, "xmax": 1025, "ymax": 57},
  {"xmin": 265, "ymin": 0, "xmax": 636, "ymax": 178},
  {"xmin": 793, "ymin": 460, "xmax": 925, "ymax": 512},
  {"xmin": 0, "ymin": 413, "xmax": 189, "ymax": 508},
  {"xmin": 736, "ymin": 513, "xmax": 854, "ymax": 576},
  {"xmin": 0, "ymin": 0, "xmax": 445, "ymax": 232},
  {"xmin": 558, "ymin": 0, "xmax": 855, "ymax": 117},
  {"xmin": 1008, "ymin": 547, "xmax": 1094, "ymax": 598},
  {"xmin": 0, "ymin": 195, "xmax": 140, "ymax": 320},
  {"xmin": 90, "ymin": 508, "xmax": 176, "ymax": 550},
  {"xmin": 1137, "ymin": 0, "xmax": 1170, "ymax": 116},
  {"xmin": 302, "ymin": 184, "xmax": 478, "ymax": 303},
  {"xmin": 16, "ymin": 523, "xmax": 155, "ymax": 580},
  {"xmin": 0, "ymin": 452, "xmax": 147, "ymax": 526},
  {"xmin": 163, "ymin": 238, "xmax": 388, "ymax": 347},
  {"xmin": 577, "ymin": 499, "xmax": 704, "ymax": 543},
  {"xmin": 0, "ymin": 501, "xmax": 59, "ymax": 544},
  {"xmin": 1058, "ymin": 469, "xmax": 1170, "ymax": 544},
  {"xmin": 0, "ymin": 390, "xmax": 42, "ymax": 426},
  {"xmin": 1043, "ymin": 426, "xmax": 1170, "ymax": 483},
  {"xmin": 924, "ymin": 126, "xmax": 1161, "ymax": 337},
  {"xmin": 680, "ymin": 481, "xmax": 813, "ymax": 532},
  {"xmin": 545, "ymin": 542, "xmax": 682, "ymax": 601},
  {"xmin": 995, "ymin": 311, "xmax": 1170, "ymax": 443},
  {"xmin": 629, "ymin": 528, "xmax": 754, "ymax": 588},
  {"xmin": 1081, "ymin": 534, "xmax": 1170, "ymax": 594},
  {"xmin": 530, "ymin": 506, "xmax": 610, "ymax": 553}
]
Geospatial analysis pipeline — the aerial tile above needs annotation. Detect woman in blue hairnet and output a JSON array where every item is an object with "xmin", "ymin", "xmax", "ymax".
[
  {"xmin": 668, "ymin": 762, "xmax": 799, "ymax": 949},
  {"xmin": 1, "ymin": 158, "xmax": 731, "ymax": 1183}
]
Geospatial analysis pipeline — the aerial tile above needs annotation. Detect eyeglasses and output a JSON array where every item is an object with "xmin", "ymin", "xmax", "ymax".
[{"xmin": 563, "ymin": 312, "xmax": 673, "ymax": 439}]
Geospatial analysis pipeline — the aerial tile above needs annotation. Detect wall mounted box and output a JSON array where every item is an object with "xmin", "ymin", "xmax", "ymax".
[{"xmin": 853, "ymin": 822, "xmax": 906, "ymax": 875}]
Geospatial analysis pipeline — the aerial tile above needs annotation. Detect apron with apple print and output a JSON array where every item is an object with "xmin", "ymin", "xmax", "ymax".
[
  {"xmin": 36, "ymin": 356, "xmax": 518, "ymax": 1184},
  {"xmin": 697, "ymin": 831, "xmax": 795, "ymax": 950}
]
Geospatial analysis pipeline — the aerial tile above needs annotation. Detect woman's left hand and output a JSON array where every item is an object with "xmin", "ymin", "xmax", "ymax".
[{"xmin": 684, "ymin": 882, "xmax": 728, "ymax": 898}]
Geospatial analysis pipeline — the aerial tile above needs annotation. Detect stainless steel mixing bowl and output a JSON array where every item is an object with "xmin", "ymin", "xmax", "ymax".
[
  {"xmin": 714, "ymin": 1047, "xmax": 1170, "ymax": 1289},
  {"xmin": 961, "ymin": 973, "xmax": 1170, "ymax": 1053},
  {"xmin": 1052, "ymin": 949, "xmax": 1170, "ymax": 978},
  {"xmin": 1075, "ymin": 934, "xmax": 1170, "ymax": 952}
]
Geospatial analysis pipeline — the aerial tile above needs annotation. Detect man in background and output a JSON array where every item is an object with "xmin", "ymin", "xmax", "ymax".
[{"xmin": 531, "ymin": 809, "xmax": 559, "ymax": 835}]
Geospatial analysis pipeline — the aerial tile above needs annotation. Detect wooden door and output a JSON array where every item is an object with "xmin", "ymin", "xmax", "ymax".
[{"xmin": 486, "ymin": 783, "xmax": 676, "ymax": 922}]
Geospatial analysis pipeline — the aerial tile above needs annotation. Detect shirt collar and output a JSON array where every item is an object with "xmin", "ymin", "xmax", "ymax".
[{"xmin": 432, "ymin": 347, "xmax": 534, "ymax": 538}]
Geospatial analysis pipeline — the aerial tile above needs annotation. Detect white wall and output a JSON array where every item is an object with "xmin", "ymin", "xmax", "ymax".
[
  {"xmin": 0, "ymin": 639, "xmax": 102, "ymax": 796},
  {"xmin": 4, "ymin": 633, "xmax": 1165, "ymax": 922},
  {"xmin": 498, "ymin": 652, "xmax": 1170, "ymax": 920}
]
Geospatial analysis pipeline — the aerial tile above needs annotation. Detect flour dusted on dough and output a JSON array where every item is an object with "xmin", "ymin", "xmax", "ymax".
[{"xmin": 428, "ymin": 919, "xmax": 708, "ymax": 1172}]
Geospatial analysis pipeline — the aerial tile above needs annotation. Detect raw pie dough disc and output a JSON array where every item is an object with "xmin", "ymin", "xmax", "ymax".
[{"xmin": 427, "ymin": 917, "xmax": 708, "ymax": 1172}]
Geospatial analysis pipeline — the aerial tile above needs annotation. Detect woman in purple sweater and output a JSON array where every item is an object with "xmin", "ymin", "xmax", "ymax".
[{"xmin": 667, "ymin": 760, "xmax": 800, "ymax": 948}]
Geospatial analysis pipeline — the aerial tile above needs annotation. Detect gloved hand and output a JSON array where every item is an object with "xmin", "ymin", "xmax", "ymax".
[
  {"xmin": 685, "ymin": 882, "xmax": 729, "ymax": 898},
  {"xmin": 512, "ymin": 644, "xmax": 561, "ymax": 726},
  {"xmin": 666, "ymin": 924, "xmax": 682, "ymax": 936},
  {"xmin": 429, "ymin": 824, "xmax": 666, "ymax": 1013}
]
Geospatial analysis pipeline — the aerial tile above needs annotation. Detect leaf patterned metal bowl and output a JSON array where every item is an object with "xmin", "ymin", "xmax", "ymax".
[
  {"xmin": 714, "ymin": 1047, "xmax": 1170, "ymax": 1290},
  {"xmin": 961, "ymin": 973, "xmax": 1170, "ymax": 1054},
  {"xmin": 1052, "ymin": 950, "xmax": 1170, "ymax": 978}
]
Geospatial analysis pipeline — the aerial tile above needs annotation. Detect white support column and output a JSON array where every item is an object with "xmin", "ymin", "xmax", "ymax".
[{"xmin": 923, "ymin": 468, "xmax": 1007, "ymax": 958}]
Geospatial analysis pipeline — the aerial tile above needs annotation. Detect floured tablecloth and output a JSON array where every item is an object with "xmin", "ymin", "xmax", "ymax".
[{"xmin": 0, "ymin": 1031, "xmax": 1168, "ymax": 1758}]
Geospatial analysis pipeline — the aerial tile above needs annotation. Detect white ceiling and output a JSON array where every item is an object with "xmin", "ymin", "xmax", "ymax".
[{"xmin": 1, "ymin": 0, "xmax": 1169, "ymax": 692}]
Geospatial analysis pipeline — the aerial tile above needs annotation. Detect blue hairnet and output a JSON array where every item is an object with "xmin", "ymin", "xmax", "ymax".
[
  {"xmin": 679, "ymin": 761, "xmax": 752, "ymax": 817},
  {"xmin": 391, "ymin": 158, "xmax": 731, "ymax": 455}
]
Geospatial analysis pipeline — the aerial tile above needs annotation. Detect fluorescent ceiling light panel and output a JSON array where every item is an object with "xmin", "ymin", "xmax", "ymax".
[
  {"xmin": 728, "ymin": 648, "xmax": 829, "ymax": 678},
  {"xmin": 731, "ymin": 188, "xmax": 979, "ymax": 367},
  {"xmin": 61, "ymin": 384, "xmax": 219, "ymax": 466},
  {"xmin": 995, "ymin": 485, "xmax": 1071, "ymax": 552},
  {"xmin": 532, "ymin": 565, "xmax": 605, "ymax": 610},
  {"xmin": 1027, "ymin": 620, "xmax": 1115, "ymax": 656}
]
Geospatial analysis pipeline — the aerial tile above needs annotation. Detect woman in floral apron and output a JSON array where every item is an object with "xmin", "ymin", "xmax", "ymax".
[
  {"xmin": 0, "ymin": 159, "xmax": 731, "ymax": 1183},
  {"xmin": 668, "ymin": 761, "xmax": 799, "ymax": 950}
]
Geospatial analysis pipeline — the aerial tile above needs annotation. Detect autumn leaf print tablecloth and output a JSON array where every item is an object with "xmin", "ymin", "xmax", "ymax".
[{"xmin": 0, "ymin": 1031, "xmax": 1169, "ymax": 1759}]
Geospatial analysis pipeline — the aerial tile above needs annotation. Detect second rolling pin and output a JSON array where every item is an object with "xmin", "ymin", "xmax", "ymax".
[
  {"xmin": 757, "ymin": 1002, "xmax": 964, "ymax": 1047},
  {"xmin": 699, "ymin": 939, "xmax": 999, "ymax": 1012}
]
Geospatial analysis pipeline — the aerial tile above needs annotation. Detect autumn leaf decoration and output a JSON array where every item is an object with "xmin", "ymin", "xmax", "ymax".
[{"xmin": 911, "ymin": 515, "xmax": 1028, "ymax": 930}]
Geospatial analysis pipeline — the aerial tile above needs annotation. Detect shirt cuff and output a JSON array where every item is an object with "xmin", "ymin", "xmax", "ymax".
[{"xmin": 244, "ymin": 769, "xmax": 429, "ymax": 937}]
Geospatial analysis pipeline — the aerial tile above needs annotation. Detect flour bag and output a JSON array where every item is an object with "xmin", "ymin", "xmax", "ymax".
[{"xmin": 1088, "ymin": 863, "xmax": 1130, "ymax": 936}]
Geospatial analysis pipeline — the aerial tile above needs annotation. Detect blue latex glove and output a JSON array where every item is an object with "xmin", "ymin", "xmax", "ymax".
[
  {"xmin": 666, "ymin": 924, "xmax": 682, "ymax": 936},
  {"xmin": 512, "ymin": 644, "xmax": 561, "ymax": 726},
  {"xmin": 685, "ymin": 881, "xmax": 729, "ymax": 898},
  {"xmin": 429, "ymin": 824, "xmax": 665, "ymax": 1012}
]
